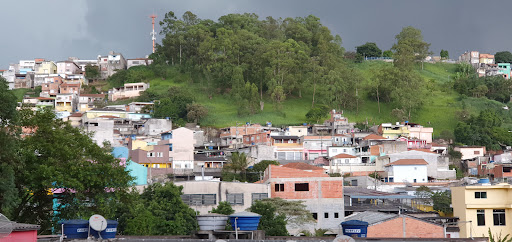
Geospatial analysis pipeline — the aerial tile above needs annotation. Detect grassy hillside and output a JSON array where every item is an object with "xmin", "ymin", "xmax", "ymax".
[{"xmin": 141, "ymin": 61, "xmax": 465, "ymax": 135}]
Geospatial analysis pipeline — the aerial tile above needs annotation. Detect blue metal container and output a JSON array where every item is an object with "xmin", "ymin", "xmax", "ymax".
[
  {"xmin": 229, "ymin": 211, "xmax": 261, "ymax": 231},
  {"xmin": 90, "ymin": 220, "xmax": 118, "ymax": 239},
  {"xmin": 341, "ymin": 220, "xmax": 369, "ymax": 238},
  {"xmin": 478, "ymin": 178, "xmax": 490, "ymax": 184},
  {"xmin": 60, "ymin": 219, "xmax": 89, "ymax": 239}
]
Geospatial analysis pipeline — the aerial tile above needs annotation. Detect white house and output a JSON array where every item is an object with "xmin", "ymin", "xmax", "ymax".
[
  {"xmin": 331, "ymin": 153, "xmax": 360, "ymax": 164},
  {"xmin": 327, "ymin": 146, "xmax": 357, "ymax": 158},
  {"xmin": 384, "ymin": 159, "xmax": 428, "ymax": 183}
]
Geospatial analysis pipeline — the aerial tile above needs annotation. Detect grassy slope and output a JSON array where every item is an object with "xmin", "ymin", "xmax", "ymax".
[{"xmin": 144, "ymin": 62, "xmax": 465, "ymax": 134}]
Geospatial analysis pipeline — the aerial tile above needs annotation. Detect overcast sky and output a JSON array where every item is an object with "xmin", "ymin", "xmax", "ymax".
[{"xmin": 2, "ymin": 0, "xmax": 512, "ymax": 68}]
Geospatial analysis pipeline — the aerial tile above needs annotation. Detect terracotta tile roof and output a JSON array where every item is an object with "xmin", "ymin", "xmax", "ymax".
[
  {"xmin": 363, "ymin": 134, "xmax": 387, "ymax": 140},
  {"xmin": 98, "ymin": 115, "xmax": 119, "ymax": 118},
  {"xmin": 282, "ymin": 162, "xmax": 324, "ymax": 171},
  {"xmin": 431, "ymin": 142, "xmax": 447, "ymax": 147},
  {"xmin": 386, "ymin": 159, "xmax": 428, "ymax": 166},
  {"xmin": 80, "ymin": 94, "xmax": 105, "ymax": 98},
  {"xmin": 332, "ymin": 153, "xmax": 357, "ymax": 159},
  {"xmin": 303, "ymin": 136, "xmax": 333, "ymax": 140},
  {"xmin": 35, "ymin": 97, "xmax": 54, "ymax": 100}
]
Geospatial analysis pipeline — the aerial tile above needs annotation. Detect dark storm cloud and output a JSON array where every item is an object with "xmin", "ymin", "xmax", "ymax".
[{"xmin": 2, "ymin": 0, "xmax": 512, "ymax": 68}]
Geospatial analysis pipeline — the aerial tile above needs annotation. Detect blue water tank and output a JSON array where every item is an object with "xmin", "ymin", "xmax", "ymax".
[
  {"xmin": 90, "ymin": 220, "xmax": 118, "ymax": 239},
  {"xmin": 60, "ymin": 219, "xmax": 89, "ymax": 239},
  {"xmin": 341, "ymin": 220, "xmax": 369, "ymax": 238},
  {"xmin": 229, "ymin": 211, "xmax": 261, "ymax": 231},
  {"xmin": 478, "ymin": 178, "xmax": 490, "ymax": 184}
]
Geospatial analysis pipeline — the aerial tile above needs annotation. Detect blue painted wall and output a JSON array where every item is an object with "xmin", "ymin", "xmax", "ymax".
[{"xmin": 112, "ymin": 147, "xmax": 147, "ymax": 185}]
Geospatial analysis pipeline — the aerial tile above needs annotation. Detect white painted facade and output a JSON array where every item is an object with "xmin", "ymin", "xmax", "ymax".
[
  {"xmin": 454, "ymin": 146, "xmax": 486, "ymax": 160},
  {"xmin": 386, "ymin": 164, "xmax": 427, "ymax": 183}
]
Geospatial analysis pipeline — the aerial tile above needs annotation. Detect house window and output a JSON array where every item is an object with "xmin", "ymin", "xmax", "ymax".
[
  {"xmin": 324, "ymin": 213, "xmax": 329, "ymax": 218},
  {"xmin": 504, "ymin": 167, "xmax": 512, "ymax": 172},
  {"xmin": 147, "ymin": 152, "xmax": 154, "ymax": 157},
  {"xmin": 475, "ymin": 192, "xmax": 487, "ymax": 199},
  {"xmin": 474, "ymin": 151, "xmax": 480, "ymax": 155},
  {"xmin": 275, "ymin": 183, "xmax": 284, "ymax": 192},
  {"xmin": 493, "ymin": 209, "xmax": 506, "ymax": 226},
  {"xmin": 295, "ymin": 183, "xmax": 309, "ymax": 191},
  {"xmin": 351, "ymin": 179, "xmax": 358, "ymax": 186},
  {"xmin": 312, "ymin": 213, "xmax": 318, "ymax": 220},
  {"xmin": 345, "ymin": 159, "xmax": 349, "ymax": 163},
  {"xmin": 334, "ymin": 213, "xmax": 339, "ymax": 218},
  {"xmin": 477, "ymin": 210, "xmax": 485, "ymax": 226},
  {"xmin": 169, "ymin": 144, "xmax": 173, "ymax": 151},
  {"xmin": 180, "ymin": 194, "xmax": 217, "ymax": 206},
  {"xmin": 251, "ymin": 193, "xmax": 268, "ymax": 203},
  {"xmin": 226, "ymin": 193, "xmax": 244, "ymax": 205},
  {"xmin": 332, "ymin": 148, "xmax": 337, "ymax": 153}
]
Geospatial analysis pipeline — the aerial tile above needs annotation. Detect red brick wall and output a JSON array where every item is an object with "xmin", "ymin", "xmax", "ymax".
[
  {"xmin": 268, "ymin": 165, "xmax": 327, "ymax": 178},
  {"xmin": 271, "ymin": 181, "xmax": 320, "ymax": 199},
  {"xmin": 320, "ymin": 180, "xmax": 343, "ymax": 198},
  {"xmin": 368, "ymin": 217, "xmax": 444, "ymax": 238}
]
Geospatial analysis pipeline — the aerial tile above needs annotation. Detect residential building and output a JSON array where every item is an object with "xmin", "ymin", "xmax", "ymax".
[
  {"xmin": 129, "ymin": 141, "xmax": 171, "ymax": 168},
  {"xmin": 14, "ymin": 72, "xmax": 34, "ymax": 89},
  {"xmin": 176, "ymin": 181, "xmax": 269, "ymax": 215},
  {"xmin": 83, "ymin": 118, "xmax": 114, "ymax": 147},
  {"xmin": 220, "ymin": 124, "xmax": 265, "ymax": 147},
  {"xmin": 454, "ymin": 146, "xmax": 486, "ymax": 160},
  {"xmin": 344, "ymin": 211, "xmax": 445, "ymax": 238},
  {"xmin": 407, "ymin": 124, "xmax": 433, "ymax": 143},
  {"xmin": 159, "ymin": 127, "xmax": 195, "ymax": 170},
  {"xmin": 41, "ymin": 76, "xmax": 63, "ymax": 97},
  {"xmin": 498, "ymin": 63, "xmax": 511, "ymax": 79},
  {"xmin": 127, "ymin": 58, "xmax": 153, "ymax": 69},
  {"xmin": 383, "ymin": 159, "xmax": 428, "ymax": 183},
  {"xmin": 70, "ymin": 58, "xmax": 98, "ymax": 72},
  {"xmin": 303, "ymin": 136, "xmax": 334, "ymax": 160},
  {"xmin": 78, "ymin": 94, "xmax": 106, "ymax": 112},
  {"xmin": 19, "ymin": 60, "xmax": 36, "ymax": 71},
  {"xmin": 331, "ymin": 153, "xmax": 360, "ymax": 165},
  {"xmin": 285, "ymin": 126, "xmax": 308, "ymax": 137},
  {"xmin": 478, "ymin": 162, "xmax": 512, "ymax": 182},
  {"xmin": 479, "ymin": 53, "xmax": 495, "ymax": 65},
  {"xmin": 108, "ymin": 82, "xmax": 149, "ymax": 101},
  {"xmin": 2, "ymin": 64, "xmax": 17, "ymax": 89},
  {"xmin": 55, "ymin": 93, "xmax": 77, "ymax": 113},
  {"xmin": 379, "ymin": 123, "xmax": 410, "ymax": 139},
  {"xmin": 323, "ymin": 109, "xmax": 353, "ymax": 134},
  {"xmin": 451, "ymin": 183, "xmax": 512, "ymax": 238},
  {"xmin": 274, "ymin": 142, "xmax": 304, "ymax": 161},
  {"xmin": 243, "ymin": 131, "xmax": 271, "ymax": 146},
  {"xmin": 36, "ymin": 61, "xmax": 57, "ymax": 75},
  {"xmin": 128, "ymin": 102, "xmax": 153, "ymax": 113},
  {"xmin": 271, "ymin": 135, "xmax": 300, "ymax": 144},
  {"xmin": 56, "ymin": 61, "xmax": 81, "ymax": 75},
  {"xmin": 387, "ymin": 150, "xmax": 456, "ymax": 180},
  {"xmin": 459, "ymin": 51, "xmax": 480, "ymax": 67},
  {"xmin": 98, "ymin": 51, "xmax": 127, "ymax": 79},
  {"xmin": 21, "ymin": 97, "xmax": 55, "ymax": 110},
  {"xmin": 261, "ymin": 163, "xmax": 344, "ymax": 233},
  {"xmin": 59, "ymin": 82, "xmax": 81, "ymax": 95}
]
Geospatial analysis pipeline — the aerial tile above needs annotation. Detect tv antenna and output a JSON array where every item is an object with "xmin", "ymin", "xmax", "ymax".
[
  {"xmin": 89, "ymin": 214, "xmax": 107, "ymax": 239},
  {"xmin": 0, "ymin": 213, "xmax": 13, "ymax": 238},
  {"xmin": 150, "ymin": 14, "xmax": 157, "ymax": 53}
]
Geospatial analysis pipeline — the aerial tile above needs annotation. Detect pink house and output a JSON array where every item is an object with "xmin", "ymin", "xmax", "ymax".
[{"xmin": 0, "ymin": 223, "xmax": 39, "ymax": 242}]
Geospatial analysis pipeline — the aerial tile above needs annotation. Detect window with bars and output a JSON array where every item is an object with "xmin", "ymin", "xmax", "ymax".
[
  {"xmin": 180, "ymin": 194, "xmax": 216, "ymax": 206},
  {"xmin": 275, "ymin": 183, "xmax": 285, "ymax": 192},
  {"xmin": 226, "ymin": 193, "xmax": 244, "ymax": 205},
  {"xmin": 493, "ymin": 209, "xmax": 506, "ymax": 226},
  {"xmin": 251, "ymin": 193, "xmax": 268, "ymax": 203}
]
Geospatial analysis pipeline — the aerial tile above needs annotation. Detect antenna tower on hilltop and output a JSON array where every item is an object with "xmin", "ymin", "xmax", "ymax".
[{"xmin": 150, "ymin": 14, "xmax": 157, "ymax": 53}]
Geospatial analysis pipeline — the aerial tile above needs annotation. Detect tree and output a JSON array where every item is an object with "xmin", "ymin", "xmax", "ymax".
[
  {"xmin": 210, "ymin": 201, "xmax": 234, "ymax": 215},
  {"xmin": 415, "ymin": 186, "xmax": 432, "ymax": 205},
  {"xmin": 258, "ymin": 198, "xmax": 314, "ymax": 227},
  {"xmin": 85, "ymin": 64, "xmax": 100, "ymax": 81},
  {"xmin": 356, "ymin": 42, "xmax": 382, "ymax": 58},
  {"xmin": 222, "ymin": 152, "xmax": 250, "ymax": 181},
  {"xmin": 153, "ymin": 87, "xmax": 194, "ymax": 125},
  {"xmin": 186, "ymin": 103, "xmax": 208, "ymax": 123},
  {"xmin": 305, "ymin": 104, "xmax": 330, "ymax": 123},
  {"xmin": 123, "ymin": 182, "xmax": 197, "ymax": 235},
  {"xmin": 246, "ymin": 160, "xmax": 279, "ymax": 182},
  {"xmin": 495, "ymin": 51, "xmax": 512, "ymax": 64},
  {"xmin": 382, "ymin": 50, "xmax": 393, "ymax": 58},
  {"xmin": 440, "ymin": 49, "xmax": 449, "ymax": 59},
  {"xmin": 392, "ymin": 26, "xmax": 431, "ymax": 70},
  {"xmin": 431, "ymin": 190, "xmax": 452, "ymax": 214},
  {"xmin": 12, "ymin": 108, "xmax": 133, "ymax": 232},
  {"xmin": 249, "ymin": 200, "xmax": 288, "ymax": 236}
]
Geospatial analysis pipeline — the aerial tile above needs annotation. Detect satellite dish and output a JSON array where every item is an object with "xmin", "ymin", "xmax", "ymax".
[
  {"xmin": 0, "ymin": 213, "xmax": 13, "ymax": 238},
  {"xmin": 89, "ymin": 214, "xmax": 107, "ymax": 232}
]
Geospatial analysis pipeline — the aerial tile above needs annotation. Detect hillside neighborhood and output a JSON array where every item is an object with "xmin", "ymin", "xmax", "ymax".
[{"xmin": 3, "ymin": 7, "xmax": 512, "ymax": 242}]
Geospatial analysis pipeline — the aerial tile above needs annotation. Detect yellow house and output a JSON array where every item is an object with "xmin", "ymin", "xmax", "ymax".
[
  {"xmin": 451, "ymin": 183, "xmax": 512, "ymax": 238},
  {"xmin": 380, "ymin": 123, "xmax": 410, "ymax": 139},
  {"xmin": 36, "ymin": 61, "xmax": 57, "ymax": 74}
]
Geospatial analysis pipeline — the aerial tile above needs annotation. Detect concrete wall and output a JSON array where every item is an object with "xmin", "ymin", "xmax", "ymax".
[
  {"xmin": 454, "ymin": 147, "xmax": 486, "ymax": 160},
  {"xmin": 85, "ymin": 119, "xmax": 114, "ymax": 147},
  {"xmin": 388, "ymin": 150, "xmax": 439, "ymax": 178},
  {"xmin": 144, "ymin": 119, "xmax": 172, "ymax": 136},
  {"xmin": 389, "ymin": 165, "xmax": 428, "ymax": 183},
  {"xmin": 175, "ymin": 181, "xmax": 269, "ymax": 215}
]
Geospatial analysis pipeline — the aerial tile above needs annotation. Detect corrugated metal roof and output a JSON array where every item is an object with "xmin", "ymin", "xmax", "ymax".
[{"xmin": 344, "ymin": 211, "xmax": 396, "ymax": 225}]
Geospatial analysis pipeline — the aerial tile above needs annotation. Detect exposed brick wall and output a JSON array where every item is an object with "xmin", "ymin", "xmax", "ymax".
[
  {"xmin": 368, "ymin": 216, "xmax": 444, "ymax": 238},
  {"xmin": 271, "ymin": 181, "xmax": 320, "ymax": 199},
  {"xmin": 268, "ymin": 165, "xmax": 327, "ymax": 178},
  {"xmin": 320, "ymin": 180, "xmax": 343, "ymax": 198}
]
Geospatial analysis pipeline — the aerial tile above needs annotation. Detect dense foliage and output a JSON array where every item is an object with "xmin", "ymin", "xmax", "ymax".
[
  {"xmin": 249, "ymin": 199, "xmax": 288, "ymax": 236},
  {"xmin": 356, "ymin": 42, "xmax": 382, "ymax": 58},
  {"xmin": 455, "ymin": 110, "xmax": 512, "ymax": 150},
  {"xmin": 495, "ymin": 51, "xmax": 512, "ymax": 64}
]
